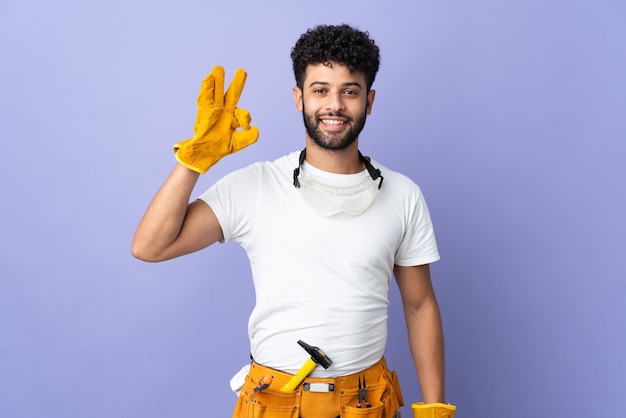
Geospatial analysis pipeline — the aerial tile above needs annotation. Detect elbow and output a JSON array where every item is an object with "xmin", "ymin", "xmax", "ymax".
[
  {"xmin": 131, "ymin": 239, "xmax": 163, "ymax": 263},
  {"xmin": 131, "ymin": 245, "xmax": 151, "ymax": 262}
]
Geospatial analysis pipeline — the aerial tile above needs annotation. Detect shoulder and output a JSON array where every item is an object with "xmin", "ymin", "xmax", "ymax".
[
  {"xmin": 370, "ymin": 158, "xmax": 424, "ymax": 195},
  {"xmin": 367, "ymin": 157, "xmax": 433, "ymax": 221}
]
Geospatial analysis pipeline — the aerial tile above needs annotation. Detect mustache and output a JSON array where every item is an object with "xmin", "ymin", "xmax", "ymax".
[{"xmin": 319, "ymin": 112, "xmax": 351, "ymax": 120}]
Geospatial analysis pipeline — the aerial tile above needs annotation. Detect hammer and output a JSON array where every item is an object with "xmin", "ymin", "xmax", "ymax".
[{"xmin": 280, "ymin": 340, "xmax": 333, "ymax": 392}]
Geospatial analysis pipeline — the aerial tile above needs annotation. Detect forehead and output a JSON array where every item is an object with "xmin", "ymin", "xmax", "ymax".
[{"xmin": 303, "ymin": 62, "xmax": 366, "ymax": 87}]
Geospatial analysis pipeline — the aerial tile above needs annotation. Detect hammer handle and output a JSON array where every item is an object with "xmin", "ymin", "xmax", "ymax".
[{"xmin": 280, "ymin": 358, "xmax": 317, "ymax": 392}]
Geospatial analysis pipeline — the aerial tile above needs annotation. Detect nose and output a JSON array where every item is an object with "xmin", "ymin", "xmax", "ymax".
[{"xmin": 326, "ymin": 92, "xmax": 345, "ymax": 113}]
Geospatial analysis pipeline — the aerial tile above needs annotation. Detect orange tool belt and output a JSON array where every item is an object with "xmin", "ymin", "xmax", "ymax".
[{"xmin": 232, "ymin": 356, "xmax": 404, "ymax": 418}]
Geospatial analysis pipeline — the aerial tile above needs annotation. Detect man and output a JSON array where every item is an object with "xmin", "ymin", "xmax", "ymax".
[{"xmin": 133, "ymin": 24, "xmax": 455, "ymax": 418}]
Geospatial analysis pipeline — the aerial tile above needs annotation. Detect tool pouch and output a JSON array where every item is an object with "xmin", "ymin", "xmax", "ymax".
[
  {"xmin": 340, "ymin": 369, "xmax": 403, "ymax": 418},
  {"xmin": 231, "ymin": 358, "xmax": 403, "ymax": 418},
  {"xmin": 233, "ymin": 368, "xmax": 299, "ymax": 418}
]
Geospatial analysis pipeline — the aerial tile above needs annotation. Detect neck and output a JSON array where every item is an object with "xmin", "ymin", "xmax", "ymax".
[{"xmin": 304, "ymin": 138, "xmax": 363, "ymax": 174}]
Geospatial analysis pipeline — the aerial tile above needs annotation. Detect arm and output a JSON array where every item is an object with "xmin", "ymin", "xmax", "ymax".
[
  {"xmin": 394, "ymin": 264, "xmax": 445, "ymax": 403},
  {"xmin": 132, "ymin": 66, "xmax": 258, "ymax": 262},
  {"xmin": 131, "ymin": 163, "xmax": 223, "ymax": 262}
]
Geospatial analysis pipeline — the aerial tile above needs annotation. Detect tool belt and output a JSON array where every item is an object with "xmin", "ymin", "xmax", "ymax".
[{"xmin": 231, "ymin": 356, "xmax": 404, "ymax": 418}]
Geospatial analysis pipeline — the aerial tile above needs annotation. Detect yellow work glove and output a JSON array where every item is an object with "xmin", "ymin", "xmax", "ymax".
[
  {"xmin": 173, "ymin": 66, "xmax": 259, "ymax": 174},
  {"xmin": 412, "ymin": 402, "xmax": 457, "ymax": 418}
]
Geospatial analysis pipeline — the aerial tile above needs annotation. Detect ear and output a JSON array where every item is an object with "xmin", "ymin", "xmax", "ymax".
[
  {"xmin": 366, "ymin": 89, "xmax": 376, "ymax": 115},
  {"xmin": 293, "ymin": 86, "xmax": 303, "ymax": 112}
]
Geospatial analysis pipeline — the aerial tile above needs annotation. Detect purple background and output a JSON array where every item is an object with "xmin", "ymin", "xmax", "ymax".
[{"xmin": 1, "ymin": 1, "xmax": 625, "ymax": 417}]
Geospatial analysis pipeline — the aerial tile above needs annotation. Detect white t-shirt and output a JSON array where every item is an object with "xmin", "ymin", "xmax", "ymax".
[{"xmin": 199, "ymin": 151, "xmax": 439, "ymax": 376}]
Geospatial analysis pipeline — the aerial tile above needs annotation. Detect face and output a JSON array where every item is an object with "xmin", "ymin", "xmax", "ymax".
[{"xmin": 293, "ymin": 62, "xmax": 376, "ymax": 151}]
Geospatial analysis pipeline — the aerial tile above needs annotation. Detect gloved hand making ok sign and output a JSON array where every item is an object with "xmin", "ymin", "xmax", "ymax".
[{"xmin": 173, "ymin": 66, "xmax": 259, "ymax": 174}]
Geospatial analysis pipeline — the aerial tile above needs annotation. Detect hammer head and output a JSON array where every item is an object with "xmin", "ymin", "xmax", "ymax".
[{"xmin": 297, "ymin": 340, "xmax": 333, "ymax": 369}]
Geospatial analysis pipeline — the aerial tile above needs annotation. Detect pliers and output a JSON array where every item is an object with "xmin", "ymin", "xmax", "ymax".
[
  {"xmin": 253, "ymin": 375, "xmax": 274, "ymax": 393},
  {"xmin": 356, "ymin": 375, "xmax": 372, "ymax": 408}
]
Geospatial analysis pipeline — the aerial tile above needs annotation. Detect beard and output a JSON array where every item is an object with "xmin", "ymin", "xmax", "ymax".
[{"xmin": 302, "ymin": 103, "xmax": 368, "ymax": 151}]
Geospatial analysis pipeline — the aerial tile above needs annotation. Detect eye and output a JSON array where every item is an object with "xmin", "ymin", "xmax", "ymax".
[{"xmin": 343, "ymin": 89, "xmax": 359, "ymax": 96}]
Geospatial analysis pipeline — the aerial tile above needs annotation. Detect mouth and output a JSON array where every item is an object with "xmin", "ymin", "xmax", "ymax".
[{"xmin": 319, "ymin": 117, "xmax": 348, "ymax": 129}]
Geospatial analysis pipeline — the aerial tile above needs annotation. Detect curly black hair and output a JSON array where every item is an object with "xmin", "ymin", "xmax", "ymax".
[{"xmin": 291, "ymin": 24, "xmax": 380, "ymax": 91}]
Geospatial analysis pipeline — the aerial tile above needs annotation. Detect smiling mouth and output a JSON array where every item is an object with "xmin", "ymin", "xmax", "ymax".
[{"xmin": 321, "ymin": 119, "xmax": 346, "ymax": 126}]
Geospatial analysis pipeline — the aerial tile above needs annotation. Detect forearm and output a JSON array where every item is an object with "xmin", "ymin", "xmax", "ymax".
[
  {"xmin": 132, "ymin": 163, "xmax": 200, "ymax": 261},
  {"xmin": 406, "ymin": 299, "xmax": 446, "ymax": 403}
]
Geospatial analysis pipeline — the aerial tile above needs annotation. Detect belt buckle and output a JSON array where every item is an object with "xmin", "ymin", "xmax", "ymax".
[{"xmin": 303, "ymin": 382, "xmax": 334, "ymax": 393}]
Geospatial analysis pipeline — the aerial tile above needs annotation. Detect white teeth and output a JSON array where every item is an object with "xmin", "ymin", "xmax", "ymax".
[{"xmin": 322, "ymin": 120, "xmax": 344, "ymax": 125}]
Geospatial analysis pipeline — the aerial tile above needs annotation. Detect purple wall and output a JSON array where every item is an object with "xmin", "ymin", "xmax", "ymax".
[{"xmin": 1, "ymin": 1, "xmax": 625, "ymax": 417}]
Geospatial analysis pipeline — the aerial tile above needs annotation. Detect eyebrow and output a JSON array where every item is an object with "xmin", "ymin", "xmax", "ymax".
[{"xmin": 307, "ymin": 81, "xmax": 363, "ymax": 89}]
